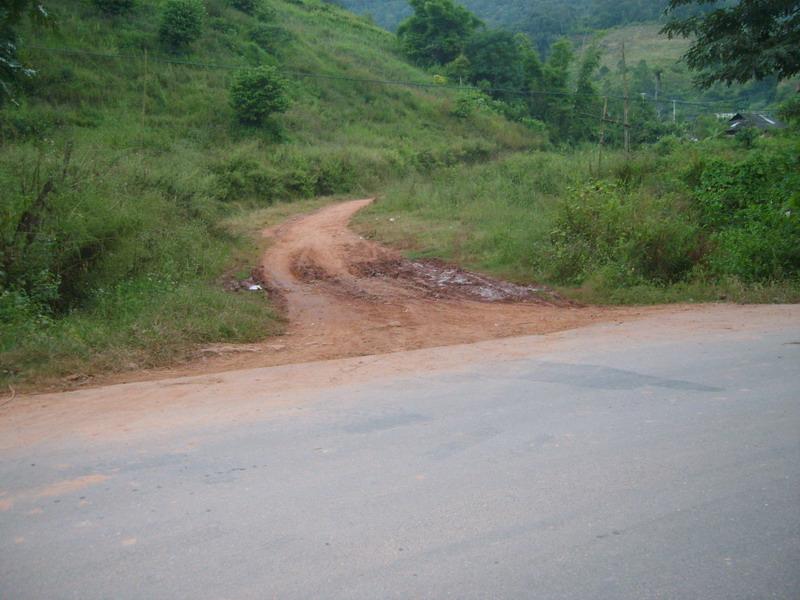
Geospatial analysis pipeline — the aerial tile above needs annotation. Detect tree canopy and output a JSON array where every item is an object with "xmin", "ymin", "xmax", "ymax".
[
  {"xmin": 463, "ymin": 30, "xmax": 526, "ymax": 97},
  {"xmin": 397, "ymin": 0, "xmax": 482, "ymax": 67},
  {"xmin": 662, "ymin": 0, "xmax": 800, "ymax": 87}
]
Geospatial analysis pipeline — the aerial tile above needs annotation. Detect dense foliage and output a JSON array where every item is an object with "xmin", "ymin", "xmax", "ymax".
[
  {"xmin": 395, "ymin": 1, "xmax": 671, "ymax": 145},
  {"xmin": 397, "ymin": 0, "xmax": 481, "ymax": 66},
  {"xmin": 159, "ymin": 0, "xmax": 206, "ymax": 51},
  {"xmin": 0, "ymin": 0, "xmax": 53, "ymax": 102},
  {"xmin": 663, "ymin": 0, "xmax": 800, "ymax": 87},
  {"xmin": 230, "ymin": 65, "xmax": 289, "ymax": 125},
  {"xmin": 92, "ymin": 0, "xmax": 135, "ymax": 14},
  {"xmin": 230, "ymin": 0, "xmax": 259, "ymax": 14},
  {"xmin": 333, "ymin": 0, "xmax": 717, "ymax": 52}
]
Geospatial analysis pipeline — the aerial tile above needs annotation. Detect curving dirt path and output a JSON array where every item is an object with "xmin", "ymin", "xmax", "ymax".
[
  {"xmin": 4, "ymin": 197, "xmax": 797, "ymax": 442},
  {"xmin": 250, "ymin": 198, "xmax": 652, "ymax": 363},
  {"xmin": 8, "ymin": 198, "xmax": 669, "ymax": 393}
]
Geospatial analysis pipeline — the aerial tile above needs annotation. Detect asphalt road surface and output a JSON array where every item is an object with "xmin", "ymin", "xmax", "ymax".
[{"xmin": 1, "ymin": 306, "xmax": 799, "ymax": 599}]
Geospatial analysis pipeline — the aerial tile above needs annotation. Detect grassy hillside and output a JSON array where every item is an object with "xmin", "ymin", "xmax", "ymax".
[
  {"xmin": 1, "ymin": 0, "xmax": 536, "ymax": 387},
  {"xmin": 596, "ymin": 24, "xmax": 797, "ymax": 113}
]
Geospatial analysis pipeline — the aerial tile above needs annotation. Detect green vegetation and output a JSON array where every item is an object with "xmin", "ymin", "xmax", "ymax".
[
  {"xmin": 1, "ymin": 0, "xmax": 55, "ymax": 103},
  {"xmin": 0, "ymin": 0, "xmax": 534, "ymax": 386},
  {"xmin": 2, "ymin": 0, "xmax": 799, "ymax": 389},
  {"xmin": 333, "ymin": 0, "xmax": 714, "ymax": 53},
  {"xmin": 663, "ymin": 0, "xmax": 800, "ymax": 87},
  {"xmin": 159, "ymin": 0, "xmax": 207, "ymax": 51},
  {"xmin": 229, "ymin": 65, "xmax": 289, "ymax": 125},
  {"xmin": 335, "ymin": 0, "xmax": 797, "ymax": 111},
  {"xmin": 397, "ymin": 0, "xmax": 481, "ymax": 67},
  {"xmin": 355, "ymin": 133, "xmax": 800, "ymax": 304},
  {"xmin": 93, "ymin": 0, "xmax": 136, "ymax": 15}
]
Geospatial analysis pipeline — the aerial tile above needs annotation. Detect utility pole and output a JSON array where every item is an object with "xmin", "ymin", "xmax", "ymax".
[
  {"xmin": 654, "ymin": 70, "xmax": 661, "ymax": 102},
  {"xmin": 673, "ymin": 99, "xmax": 677, "ymax": 124},
  {"xmin": 621, "ymin": 42, "xmax": 630, "ymax": 156},
  {"xmin": 654, "ymin": 69, "xmax": 662, "ymax": 119},
  {"xmin": 142, "ymin": 48, "xmax": 148, "ymax": 127},
  {"xmin": 598, "ymin": 96, "xmax": 608, "ymax": 173}
]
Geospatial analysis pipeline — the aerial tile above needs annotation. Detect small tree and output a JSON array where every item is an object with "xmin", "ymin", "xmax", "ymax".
[
  {"xmin": 445, "ymin": 54, "xmax": 471, "ymax": 85},
  {"xmin": 159, "ymin": 0, "xmax": 205, "ymax": 51},
  {"xmin": 93, "ymin": 0, "xmax": 134, "ymax": 15},
  {"xmin": 230, "ymin": 65, "xmax": 289, "ymax": 125},
  {"xmin": 397, "ymin": 0, "xmax": 482, "ymax": 67}
]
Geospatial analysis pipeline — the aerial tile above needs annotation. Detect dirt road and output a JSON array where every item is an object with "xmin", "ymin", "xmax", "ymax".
[
  {"xmin": 248, "ymin": 198, "xmax": 651, "ymax": 365},
  {"xmin": 3, "ymin": 200, "xmax": 799, "ymax": 598},
  {"xmin": 11, "ymin": 197, "xmax": 691, "ymax": 389}
]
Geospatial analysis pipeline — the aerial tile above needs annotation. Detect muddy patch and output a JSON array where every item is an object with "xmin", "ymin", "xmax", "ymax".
[
  {"xmin": 351, "ymin": 258, "xmax": 570, "ymax": 305},
  {"xmin": 291, "ymin": 254, "xmax": 331, "ymax": 284}
]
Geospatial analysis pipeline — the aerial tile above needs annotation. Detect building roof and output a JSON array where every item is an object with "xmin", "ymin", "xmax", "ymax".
[{"xmin": 727, "ymin": 112, "xmax": 787, "ymax": 132}]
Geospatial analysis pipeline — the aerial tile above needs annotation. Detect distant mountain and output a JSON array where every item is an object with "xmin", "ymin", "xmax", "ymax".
[{"xmin": 330, "ymin": 0, "xmax": 672, "ymax": 52}]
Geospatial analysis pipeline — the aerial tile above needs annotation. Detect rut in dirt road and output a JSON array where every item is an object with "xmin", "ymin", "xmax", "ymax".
[{"xmin": 253, "ymin": 198, "xmax": 647, "ymax": 363}]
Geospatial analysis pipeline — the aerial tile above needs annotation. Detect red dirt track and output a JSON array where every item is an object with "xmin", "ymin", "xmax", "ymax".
[{"xmin": 250, "ymin": 198, "xmax": 650, "ymax": 362}]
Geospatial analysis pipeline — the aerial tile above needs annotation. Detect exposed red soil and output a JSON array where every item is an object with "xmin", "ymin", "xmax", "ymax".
[{"xmin": 247, "ymin": 198, "xmax": 651, "ymax": 363}]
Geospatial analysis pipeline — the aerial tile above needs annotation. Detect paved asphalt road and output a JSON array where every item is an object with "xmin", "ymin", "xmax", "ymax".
[{"xmin": 1, "ymin": 315, "xmax": 799, "ymax": 599}]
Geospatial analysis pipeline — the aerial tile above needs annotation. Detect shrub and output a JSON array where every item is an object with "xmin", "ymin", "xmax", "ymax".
[
  {"xmin": 229, "ymin": 65, "xmax": 289, "ymax": 125},
  {"xmin": 778, "ymin": 95, "xmax": 800, "ymax": 128},
  {"xmin": 547, "ymin": 182, "xmax": 700, "ymax": 285},
  {"xmin": 159, "ymin": 0, "xmax": 206, "ymax": 51},
  {"xmin": 695, "ymin": 148, "xmax": 800, "ymax": 281},
  {"xmin": 230, "ymin": 0, "xmax": 258, "ymax": 13},
  {"xmin": 452, "ymin": 89, "xmax": 495, "ymax": 119},
  {"xmin": 93, "ymin": 0, "xmax": 135, "ymax": 14}
]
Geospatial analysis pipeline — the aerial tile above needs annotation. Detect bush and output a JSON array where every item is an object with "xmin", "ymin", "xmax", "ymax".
[
  {"xmin": 229, "ymin": 65, "xmax": 289, "ymax": 125},
  {"xmin": 695, "ymin": 148, "xmax": 800, "ymax": 281},
  {"xmin": 547, "ymin": 182, "xmax": 700, "ymax": 285},
  {"xmin": 230, "ymin": 0, "xmax": 258, "ymax": 14},
  {"xmin": 778, "ymin": 96, "xmax": 800, "ymax": 128},
  {"xmin": 93, "ymin": 0, "xmax": 135, "ymax": 14},
  {"xmin": 159, "ymin": 0, "xmax": 206, "ymax": 51},
  {"xmin": 452, "ymin": 89, "xmax": 496, "ymax": 119}
]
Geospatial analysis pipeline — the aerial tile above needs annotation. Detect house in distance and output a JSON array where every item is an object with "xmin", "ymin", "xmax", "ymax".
[{"xmin": 726, "ymin": 112, "xmax": 787, "ymax": 135}]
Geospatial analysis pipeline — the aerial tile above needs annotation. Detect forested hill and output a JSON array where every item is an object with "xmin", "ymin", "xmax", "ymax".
[{"xmin": 331, "ymin": 0, "xmax": 680, "ymax": 49}]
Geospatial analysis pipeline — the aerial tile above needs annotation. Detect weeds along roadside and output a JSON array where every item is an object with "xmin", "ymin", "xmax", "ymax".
[
  {"xmin": 0, "ymin": 131, "xmax": 538, "ymax": 389},
  {"xmin": 354, "ymin": 133, "xmax": 800, "ymax": 306},
  {"xmin": 0, "ymin": 0, "xmax": 542, "ymax": 388}
]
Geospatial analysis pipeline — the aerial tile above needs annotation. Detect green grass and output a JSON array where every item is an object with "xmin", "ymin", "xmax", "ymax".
[
  {"xmin": 1, "ymin": 0, "xmax": 539, "ymax": 387},
  {"xmin": 598, "ymin": 24, "xmax": 687, "ymax": 71},
  {"xmin": 354, "ymin": 134, "xmax": 800, "ymax": 305},
  {"xmin": 354, "ymin": 150, "xmax": 594, "ymax": 281}
]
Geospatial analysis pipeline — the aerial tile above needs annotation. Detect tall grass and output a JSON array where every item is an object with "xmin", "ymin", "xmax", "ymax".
[
  {"xmin": 1, "ymin": 0, "xmax": 538, "ymax": 386},
  {"xmin": 355, "ymin": 134, "xmax": 800, "ymax": 303}
]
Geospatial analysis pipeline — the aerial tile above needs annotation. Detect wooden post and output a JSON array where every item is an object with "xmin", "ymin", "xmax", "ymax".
[
  {"xmin": 673, "ymin": 99, "xmax": 677, "ymax": 124},
  {"xmin": 622, "ymin": 42, "xmax": 630, "ymax": 155},
  {"xmin": 654, "ymin": 70, "xmax": 662, "ymax": 119},
  {"xmin": 142, "ymin": 48, "xmax": 148, "ymax": 127},
  {"xmin": 598, "ymin": 96, "xmax": 608, "ymax": 172}
]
